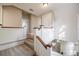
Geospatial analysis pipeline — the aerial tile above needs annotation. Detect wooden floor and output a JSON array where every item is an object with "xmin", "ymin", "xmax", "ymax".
[{"xmin": 0, "ymin": 44, "xmax": 35, "ymax": 56}]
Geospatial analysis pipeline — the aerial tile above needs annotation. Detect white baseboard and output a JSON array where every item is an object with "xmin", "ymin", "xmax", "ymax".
[{"xmin": 0, "ymin": 40, "xmax": 24, "ymax": 51}]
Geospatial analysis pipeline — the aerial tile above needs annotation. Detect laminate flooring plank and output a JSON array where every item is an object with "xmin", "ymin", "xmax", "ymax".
[{"xmin": 0, "ymin": 44, "xmax": 35, "ymax": 56}]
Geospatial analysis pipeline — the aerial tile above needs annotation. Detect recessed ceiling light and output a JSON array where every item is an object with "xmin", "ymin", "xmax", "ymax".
[{"xmin": 43, "ymin": 3, "xmax": 48, "ymax": 7}]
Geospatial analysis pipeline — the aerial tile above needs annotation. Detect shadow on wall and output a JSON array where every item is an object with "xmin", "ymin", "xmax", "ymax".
[{"xmin": 58, "ymin": 25, "xmax": 67, "ymax": 41}]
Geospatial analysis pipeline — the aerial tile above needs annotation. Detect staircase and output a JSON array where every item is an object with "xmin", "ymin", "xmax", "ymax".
[
  {"xmin": 0, "ymin": 44, "xmax": 35, "ymax": 56},
  {"xmin": 24, "ymin": 38, "xmax": 34, "ymax": 50},
  {"xmin": 24, "ymin": 33, "xmax": 34, "ymax": 50}
]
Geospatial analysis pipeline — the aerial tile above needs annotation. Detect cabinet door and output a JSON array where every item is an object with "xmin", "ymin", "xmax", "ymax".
[
  {"xmin": 0, "ymin": 5, "xmax": 2, "ymax": 25},
  {"xmin": 42, "ymin": 12, "xmax": 53, "ymax": 27},
  {"xmin": 2, "ymin": 6, "xmax": 22, "ymax": 27}
]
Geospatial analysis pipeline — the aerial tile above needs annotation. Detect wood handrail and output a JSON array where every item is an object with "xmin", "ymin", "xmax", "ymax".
[
  {"xmin": 36, "ymin": 36, "xmax": 52, "ymax": 49},
  {"xmin": 2, "ymin": 26, "xmax": 23, "ymax": 28}
]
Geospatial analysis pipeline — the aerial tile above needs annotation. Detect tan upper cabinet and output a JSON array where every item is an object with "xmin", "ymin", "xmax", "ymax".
[
  {"xmin": 0, "ymin": 5, "xmax": 2, "ymax": 25},
  {"xmin": 42, "ymin": 12, "xmax": 53, "ymax": 27},
  {"xmin": 2, "ymin": 6, "xmax": 22, "ymax": 27}
]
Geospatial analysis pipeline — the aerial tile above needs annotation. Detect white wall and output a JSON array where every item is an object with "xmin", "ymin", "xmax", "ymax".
[
  {"xmin": 0, "ymin": 28, "xmax": 26, "ymax": 50},
  {"xmin": 30, "ymin": 4, "xmax": 79, "ymax": 55},
  {"xmin": 0, "ymin": 28, "xmax": 26, "ymax": 43},
  {"xmin": 52, "ymin": 4, "xmax": 79, "ymax": 54},
  {"xmin": 36, "ymin": 28, "xmax": 54, "ymax": 44},
  {"xmin": 35, "ymin": 37, "xmax": 50, "ymax": 56},
  {"xmin": 53, "ymin": 4, "xmax": 78, "ymax": 42}
]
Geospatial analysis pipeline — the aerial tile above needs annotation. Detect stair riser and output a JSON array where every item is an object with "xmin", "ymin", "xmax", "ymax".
[{"xmin": 24, "ymin": 42, "xmax": 34, "ymax": 50}]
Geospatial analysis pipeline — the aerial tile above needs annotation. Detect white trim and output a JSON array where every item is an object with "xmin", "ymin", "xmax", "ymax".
[{"xmin": 0, "ymin": 40, "xmax": 24, "ymax": 51}]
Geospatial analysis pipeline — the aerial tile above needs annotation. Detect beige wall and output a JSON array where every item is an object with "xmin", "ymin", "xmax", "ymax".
[
  {"xmin": 0, "ymin": 5, "xmax": 2, "ymax": 24},
  {"xmin": 30, "ymin": 12, "xmax": 54, "ymax": 33},
  {"xmin": 2, "ymin": 6, "xmax": 22, "ymax": 27},
  {"xmin": 42, "ymin": 12, "xmax": 54, "ymax": 27},
  {"xmin": 30, "ymin": 15, "xmax": 38, "ymax": 33},
  {"xmin": 0, "ymin": 6, "xmax": 30, "ymax": 50}
]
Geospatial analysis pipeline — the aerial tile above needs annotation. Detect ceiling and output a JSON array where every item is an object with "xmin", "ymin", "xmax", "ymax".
[
  {"xmin": 13, "ymin": 3, "xmax": 54, "ymax": 16},
  {"xmin": 0, "ymin": 3, "xmax": 79, "ymax": 16},
  {"xmin": 0, "ymin": 3, "xmax": 56, "ymax": 16}
]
